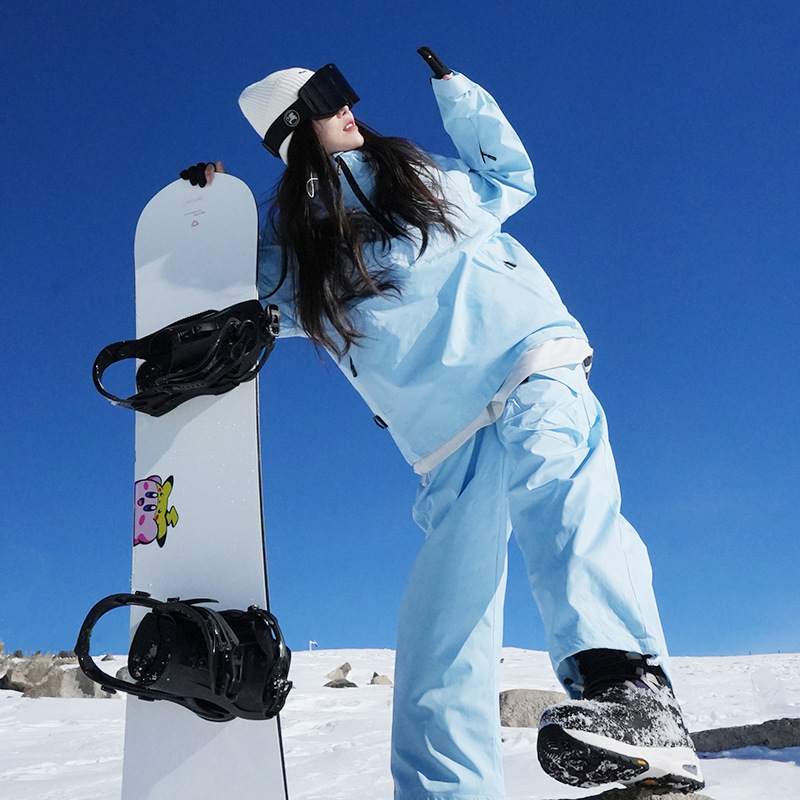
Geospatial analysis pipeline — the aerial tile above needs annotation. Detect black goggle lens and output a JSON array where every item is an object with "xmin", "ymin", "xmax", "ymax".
[{"xmin": 299, "ymin": 63, "xmax": 359, "ymax": 119}]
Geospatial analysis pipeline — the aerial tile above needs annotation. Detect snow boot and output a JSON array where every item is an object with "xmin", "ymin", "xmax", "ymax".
[{"xmin": 537, "ymin": 649, "xmax": 704, "ymax": 792}]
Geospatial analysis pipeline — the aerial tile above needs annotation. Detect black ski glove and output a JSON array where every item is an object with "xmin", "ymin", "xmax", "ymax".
[
  {"xmin": 417, "ymin": 47, "xmax": 452, "ymax": 80},
  {"xmin": 180, "ymin": 162, "xmax": 213, "ymax": 187}
]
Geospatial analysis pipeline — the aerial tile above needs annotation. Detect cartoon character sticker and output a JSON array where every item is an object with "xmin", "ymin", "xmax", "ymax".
[{"xmin": 134, "ymin": 475, "xmax": 179, "ymax": 547}]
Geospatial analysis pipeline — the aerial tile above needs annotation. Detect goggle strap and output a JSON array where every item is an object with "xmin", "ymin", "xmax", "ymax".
[{"xmin": 262, "ymin": 97, "xmax": 310, "ymax": 157}]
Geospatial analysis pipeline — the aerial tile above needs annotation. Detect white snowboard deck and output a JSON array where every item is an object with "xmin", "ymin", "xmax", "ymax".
[{"xmin": 123, "ymin": 174, "xmax": 288, "ymax": 800}]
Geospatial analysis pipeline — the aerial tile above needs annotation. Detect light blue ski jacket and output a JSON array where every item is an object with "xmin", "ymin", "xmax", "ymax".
[{"xmin": 258, "ymin": 72, "xmax": 591, "ymax": 473}]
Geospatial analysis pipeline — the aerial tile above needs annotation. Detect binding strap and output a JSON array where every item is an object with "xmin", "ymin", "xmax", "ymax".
[
  {"xmin": 75, "ymin": 592, "xmax": 292, "ymax": 722},
  {"xmin": 93, "ymin": 300, "xmax": 279, "ymax": 417}
]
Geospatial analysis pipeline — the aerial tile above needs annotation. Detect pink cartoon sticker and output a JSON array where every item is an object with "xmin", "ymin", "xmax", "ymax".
[{"xmin": 133, "ymin": 475, "xmax": 179, "ymax": 547}]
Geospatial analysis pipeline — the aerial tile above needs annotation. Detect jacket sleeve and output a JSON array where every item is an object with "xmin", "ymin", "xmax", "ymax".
[
  {"xmin": 257, "ymin": 233, "xmax": 303, "ymax": 338},
  {"xmin": 431, "ymin": 72, "xmax": 536, "ymax": 222}
]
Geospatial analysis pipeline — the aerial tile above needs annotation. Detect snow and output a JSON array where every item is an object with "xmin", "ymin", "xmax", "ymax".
[{"xmin": 1, "ymin": 648, "xmax": 799, "ymax": 799}]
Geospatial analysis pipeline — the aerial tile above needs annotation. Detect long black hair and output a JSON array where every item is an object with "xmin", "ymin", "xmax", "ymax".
[{"xmin": 267, "ymin": 121, "xmax": 459, "ymax": 357}]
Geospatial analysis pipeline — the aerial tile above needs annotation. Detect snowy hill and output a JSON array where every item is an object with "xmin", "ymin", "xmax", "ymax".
[{"xmin": 1, "ymin": 648, "xmax": 799, "ymax": 799}]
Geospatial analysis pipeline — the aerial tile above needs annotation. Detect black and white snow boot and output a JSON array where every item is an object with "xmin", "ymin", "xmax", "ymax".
[{"xmin": 537, "ymin": 650, "xmax": 704, "ymax": 792}]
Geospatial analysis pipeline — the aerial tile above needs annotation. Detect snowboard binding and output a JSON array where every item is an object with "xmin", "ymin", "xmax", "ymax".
[
  {"xmin": 75, "ymin": 592, "xmax": 292, "ymax": 722},
  {"xmin": 93, "ymin": 300, "xmax": 280, "ymax": 417}
]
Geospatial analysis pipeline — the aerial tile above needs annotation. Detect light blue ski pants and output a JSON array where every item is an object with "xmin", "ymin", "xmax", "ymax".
[{"xmin": 391, "ymin": 364, "xmax": 669, "ymax": 800}]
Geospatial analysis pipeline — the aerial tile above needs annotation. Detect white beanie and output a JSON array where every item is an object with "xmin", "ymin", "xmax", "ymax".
[{"xmin": 238, "ymin": 67, "xmax": 315, "ymax": 164}]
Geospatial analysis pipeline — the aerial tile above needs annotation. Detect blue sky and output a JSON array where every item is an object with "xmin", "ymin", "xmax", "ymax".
[{"xmin": 2, "ymin": 1, "xmax": 798, "ymax": 660}]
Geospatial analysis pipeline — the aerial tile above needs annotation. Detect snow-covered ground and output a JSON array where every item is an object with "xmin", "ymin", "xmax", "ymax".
[{"xmin": 1, "ymin": 648, "xmax": 799, "ymax": 799}]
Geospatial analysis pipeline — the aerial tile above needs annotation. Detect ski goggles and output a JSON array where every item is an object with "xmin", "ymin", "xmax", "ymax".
[{"xmin": 262, "ymin": 63, "xmax": 359, "ymax": 158}]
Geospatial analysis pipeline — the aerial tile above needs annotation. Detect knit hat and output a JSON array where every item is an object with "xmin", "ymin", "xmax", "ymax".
[{"xmin": 238, "ymin": 67, "xmax": 315, "ymax": 164}]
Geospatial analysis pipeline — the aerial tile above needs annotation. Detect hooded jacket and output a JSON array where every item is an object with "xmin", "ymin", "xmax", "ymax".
[{"xmin": 258, "ymin": 72, "xmax": 591, "ymax": 473}]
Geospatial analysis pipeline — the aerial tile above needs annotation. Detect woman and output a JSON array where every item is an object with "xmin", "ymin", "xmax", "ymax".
[{"xmin": 185, "ymin": 49, "xmax": 703, "ymax": 798}]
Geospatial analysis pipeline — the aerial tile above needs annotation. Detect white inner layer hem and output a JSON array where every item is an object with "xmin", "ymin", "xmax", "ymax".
[
  {"xmin": 564, "ymin": 727, "xmax": 705, "ymax": 785},
  {"xmin": 413, "ymin": 337, "xmax": 593, "ymax": 475}
]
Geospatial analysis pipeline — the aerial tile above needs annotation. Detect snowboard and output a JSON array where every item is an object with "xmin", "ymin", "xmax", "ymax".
[{"xmin": 122, "ymin": 173, "xmax": 289, "ymax": 800}]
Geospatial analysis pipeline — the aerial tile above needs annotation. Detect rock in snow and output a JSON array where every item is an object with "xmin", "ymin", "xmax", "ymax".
[
  {"xmin": 0, "ymin": 652, "xmax": 114, "ymax": 699},
  {"xmin": 691, "ymin": 716, "xmax": 800, "ymax": 752},
  {"xmin": 325, "ymin": 661, "xmax": 352, "ymax": 681},
  {"xmin": 324, "ymin": 661, "xmax": 357, "ymax": 687},
  {"xmin": 500, "ymin": 688, "xmax": 568, "ymax": 727}
]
